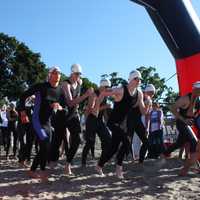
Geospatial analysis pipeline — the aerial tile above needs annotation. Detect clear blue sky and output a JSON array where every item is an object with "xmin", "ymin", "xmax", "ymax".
[{"xmin": 1, "ymin": 0, "xmax": 200, "ymax": 92}]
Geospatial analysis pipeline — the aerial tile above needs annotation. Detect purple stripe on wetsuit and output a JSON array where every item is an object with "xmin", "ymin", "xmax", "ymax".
[{"xmin": 32, "ymin": 92, "xmax": 47, "ymax": 140}]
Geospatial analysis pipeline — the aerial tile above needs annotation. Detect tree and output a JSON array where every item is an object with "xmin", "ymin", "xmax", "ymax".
[
  {"xmin": 109, "ymin": 72, "xmax": 127, "ymax": 87},
  {"xmin": 136, "ymin": 66, "xmax": 179, "ymax": 114},
  {"xmin": 101, "ymin": 72, "xmax": 127, "ymax": 87},
  {"xmin": 162, "ymin": 87, "xmax": 179, "ymax": 114},
  {"xmin": 164, "ymin": 87, "xmax": 179, "ymax": 104},
  {"xmin": 81, "ymin": 77, "xmax": 97, "ymax": 94},
  {"xmin": 137, "ymin": 66, "xmax": 167, "ymax": 100},
  {"xmin": 0, "ymin": 33, "xmax": 47, "ymax": 101}
]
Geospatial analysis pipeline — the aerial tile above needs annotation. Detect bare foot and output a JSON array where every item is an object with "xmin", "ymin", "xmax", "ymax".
[
  {"xmin": 64, "ymin": 163, "xmax": 73, "ymax": 175},
  {"xmin": 5, "ymin": 156, "xmax": 10, "ymax": 161},
  {"xmin": 39, "ymin": 171, "xmax": 49, "ymax": 182},
  {"xmin": 19, "ymin": 161, "xmax": 30, "ymax": 168},
  {"xmin": 27, "ymin": 170, "xmax": 40, "ymax": 179},
  {"xmin": 95, "ymin": 165, "xmax": 105, "ymax": 177},
  {"xmin": 179, "ymin": 167, "xmax": 189, "ymax": 176},
  {"xmin": 49, "ymin": 161, "xmax": 57, "ymax": 170},
  {"xmin": 190, "ymin": 167, "xmax": 200, "ymax": 174},
  {"xmin": 116, "ymin": 165, "xmax": 124, "ymax": 179}
]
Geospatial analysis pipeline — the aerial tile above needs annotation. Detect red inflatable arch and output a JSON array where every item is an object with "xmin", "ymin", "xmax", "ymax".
[{"xmin": 130, "ymin": 0, "xmax": 200, "ymax": 95}]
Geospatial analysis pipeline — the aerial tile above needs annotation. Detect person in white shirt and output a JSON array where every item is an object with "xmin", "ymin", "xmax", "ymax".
[
  {"xmin": 147, "ymin": 102, "xmax": 165, "ymax": 159},
  {"xmin": 0, "ymin": 105, "xmax": 8, "ymax": 153}
]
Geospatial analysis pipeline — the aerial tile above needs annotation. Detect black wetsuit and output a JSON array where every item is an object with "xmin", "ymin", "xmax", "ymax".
[
  {"xmin": 98, "ymin": 85, "xmax": 133, "ymax": 167},
  {"xmin": 18, "ymin": 105, "xmax": 35, "ymax": 162},
  {"xmin": 127, "ymin": 94, "xmax": 150, "ymax": 163},
  {"xmin": 19, "ymin": 82, "xmax": 65, "ymax": 171},
  {"xmin": 165, "ymin": 93, "xmax": 198, "ymax": 154},
  {"xmin": 81, "ymin": 91, "xmax": 111, "ymax": 166},
  {"xmin": 50, "ymin": 79, "xmax": 82, "ymax": 164}
]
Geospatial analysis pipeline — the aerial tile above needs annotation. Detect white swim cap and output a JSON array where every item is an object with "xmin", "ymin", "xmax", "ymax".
[
  {"xmin": 128, "ymin": 70, "xmax": 142, "ymax": 82},
  {"xmin": 100, "ymin": 78, "xmax": 111, "ymax": 87},
  {"xmin": 49, "ymin": 66, "xmax": 61, "ymax": 73},
  {"xmin": 193, "ymin": 81, "xmax": 200, "ymax": 89},
  {"xmin": 144, "ymin": 84, "xmax": 156, "ymax": 93},
  {"xmin": 71, "ymin": 64, "xmax": 82, "ymax": 74}
]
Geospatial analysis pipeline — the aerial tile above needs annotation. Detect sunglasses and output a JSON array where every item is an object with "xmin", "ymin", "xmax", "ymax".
[
  {"xmin": 74, "ymin": 72, "xmax": 81, "ymax": 76},
  {"xmin": 134, "ymin": 77, "xmax": 142, "ymax": 81},
  {"xmin": 51, "ymin": 71, "xmax": 61, "ymax": 75}
]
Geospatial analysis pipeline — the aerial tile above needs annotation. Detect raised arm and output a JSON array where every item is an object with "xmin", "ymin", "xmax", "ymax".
[
  {"xmin": 100, "ymin": 87, "xmax": 123, "ymax": 101},
  {"xmin": 170, "ymin": 95, "xmax": 192, "ymax": 125},
  {"xmin": 18, "ymin": 83, "xmax": 41, "ymax": 111},
  {"xmin": 18, "ymin": 83, "xmax": 41, "ymax": 123},
  {"xmin": 61, "ymin": 82, "xmax": 93, "ymax": 107},
  {"xmin": 138, "ymin": 90, "xmax": 148, "ymax": 115}
]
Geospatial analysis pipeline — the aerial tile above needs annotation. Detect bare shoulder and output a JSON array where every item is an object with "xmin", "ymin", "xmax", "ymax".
[
  {"xmin": 61, "ymin": 81, "xmax": 70, "ymax": 87},
  {"xmin": 61, "ymin": 81, "xmax": 71, "ymax": 91}
]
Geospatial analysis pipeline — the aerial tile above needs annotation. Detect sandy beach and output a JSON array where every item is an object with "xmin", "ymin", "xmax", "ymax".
[{"xmin": 1, "ymin": 145, "xmax": 200, "ymax": 200}]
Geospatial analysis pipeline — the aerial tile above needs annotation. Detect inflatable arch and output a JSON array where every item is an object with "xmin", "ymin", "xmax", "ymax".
[{"xmin": 130, "ymin": 0, "xmax": 200, "ymax": 95}]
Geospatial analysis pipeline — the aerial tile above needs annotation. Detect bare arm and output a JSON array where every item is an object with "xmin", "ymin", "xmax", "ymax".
[
  {"xmin": 19, "ymin": 83, "xmax": 41, "ymax": 111},
  {"xmin": 85, "ymin": 93, "xmax": 96, "ymax": 114},
  {"xmin": 145, "ymin": 112, "xmax": 150, "ymax": 131},
  {"xmin": 100, "ymin": 87, "xmax": 123, "ymax": 102},
  {"xmin": 187, "ymin": 94, "xmax": 198, "ymax": 117},
  {"xmin": 61, "ymin": 82, "xmax": 92, "ymax": 107},
  {"xmin": 18, "ymin": 83, "xmax": 43, "ymax": 124},
  {"xmin": 138, "ymin": 91, "xmax": 148, "ymax": 115},
  {"xmin": 170, "ymin": 95, "xmax": 190, "ymax": 123}
]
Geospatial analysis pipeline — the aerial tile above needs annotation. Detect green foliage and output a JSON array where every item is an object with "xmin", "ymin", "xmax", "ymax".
[
  {"xmin": 136, "ymin": 66, "xmax": 167, "ymax": 100},
  {"xmin": 162, "ymin": 87, "xmax": 179, "ymax": 114},
  {"xmin": 109, "ymin": 72, "xmax": 127, "ymax": 87},
  {"xmin": 0, "ymin": 33, "xmax": 47, "ymax": 101},
  {"xmin": 60, "ymin": 73, "xmax": 68, "ymax": 82},
  {"xmin": 101, "ymin": 72, "xmax": 127, "ymax": 87},
  {"xmin": 137, "ymin": 66, "xmax": 179, "ymax": 114},
  {"xmin": 163, "ymin": 87, "xmax": 179, "ymax": 104},
  {"xmin": 81, "ymin": 77, "xmax": 97, "ymax": 94},
  {"xmin": 0, "ymin": 98, "xmax": 7, "ymax": 107}
]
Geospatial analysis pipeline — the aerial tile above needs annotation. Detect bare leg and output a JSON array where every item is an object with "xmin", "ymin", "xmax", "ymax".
[{"xmin": 179, "ymin": 142, "xmax": 200, "ymax": 176}]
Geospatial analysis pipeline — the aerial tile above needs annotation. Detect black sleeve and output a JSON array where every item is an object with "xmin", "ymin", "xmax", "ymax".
[
  {"xmin": 0, "ymin": 113, "xmax": 2, "ymax": 124},
  {"xmin": 18, "ymin": 83, "xmax": 42, "ymax": 111}
]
